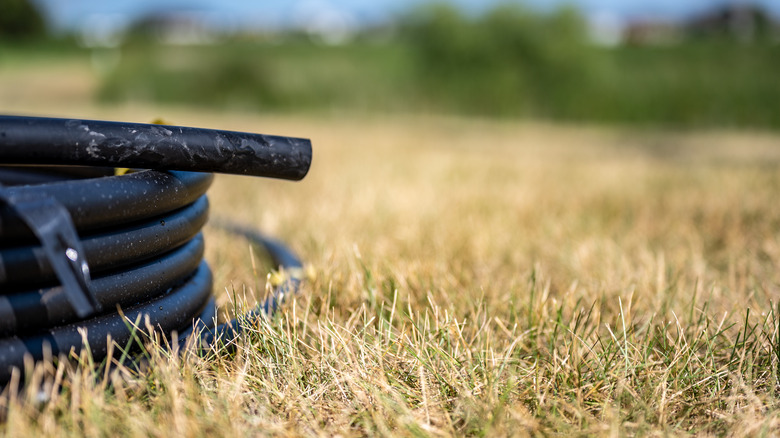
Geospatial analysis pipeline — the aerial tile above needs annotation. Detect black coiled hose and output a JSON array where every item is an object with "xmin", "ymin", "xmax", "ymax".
[{"xmin": 0, "ymin": 116, "xmax": 312, "ymax": 383}]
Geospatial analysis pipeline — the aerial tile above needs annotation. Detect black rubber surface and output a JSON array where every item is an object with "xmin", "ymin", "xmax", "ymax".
[
  {"xmin": 0, "ymin": 170, "xmax": 213, "ymax": 243},
  {"xmin": 0, "ymin": 262, "xmax": 213, "ymax": 383},
  {"xmin": 0, "ymin": 196, "xmax": 209, "ymax": 285},
  {"xmin": 0, "ymin": 167, "xmax": 214, "ymax": 379},
  {"xmin": 0, "ymin": 116, "xmax": 312, "ymax": 384},
  {"xmin": 0, "ymin": 234, "xmax": 205, "ymax": 336},
  {"xmin": 0, "ymin": 116, "xmax": 312, "ymax": 180}
]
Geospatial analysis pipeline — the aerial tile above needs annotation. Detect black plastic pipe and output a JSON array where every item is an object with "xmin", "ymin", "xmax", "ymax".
[
  {"xmin": 0, "ymin": 235, "xmax": 204, "ymax": 337},
  {"xmin": 182, "ymin": 222, "xmax": 304, "ymax": 350},
  {"xmin": 0, "ymin": 196, "xmax": 208, "ymax": 285},
  {"xmin": 0, "ymin": 263, "xmax": 213, "ymax": 383},
  {"xmin": 0, "ymin": 116, "xmax": 312, "ymax": 180},
  {"xmin": 0, "ymin": 170, "xmax": 213, "ymax": 242},
  {"xmin": 0, "ymin": 116, "xmax": 312, "ymax": 383}
]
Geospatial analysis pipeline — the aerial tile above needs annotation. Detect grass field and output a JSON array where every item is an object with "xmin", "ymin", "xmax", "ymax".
[{"xmin": 3, "ymin": 61, "xmax": 780, "ymax": 436}]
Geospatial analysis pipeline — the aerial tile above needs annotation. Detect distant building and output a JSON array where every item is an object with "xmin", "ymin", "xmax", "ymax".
[
  {"xmin": 623, "ymin": 21, "xmax": 682, "ymax": 46},
  {"xmin": 128, "ymin": 9, "xmax": 220, "ymax": 45},
  {"xmin": 686, "ymin": 3, "xmax": 780, "ymax": 42},
  {"xmin": 620, "ymin": 2, "xmax": 780, "ymax": 46}
]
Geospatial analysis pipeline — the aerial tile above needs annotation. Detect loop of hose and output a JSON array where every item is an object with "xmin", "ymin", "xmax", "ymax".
[{"xmin": 0, "ymin": 116, "xmax": 312, "ymax": 383}]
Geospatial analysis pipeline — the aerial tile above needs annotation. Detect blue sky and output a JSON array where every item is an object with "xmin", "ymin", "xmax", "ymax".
[{"xmin": 35, "ymin": 0, "xmax": 780, "ymax": 32}]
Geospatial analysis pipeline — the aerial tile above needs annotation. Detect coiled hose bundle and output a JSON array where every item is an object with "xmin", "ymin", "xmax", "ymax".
[{"xmin": 0, "ymin": 116, "xmax": 312, "ymax": 383}]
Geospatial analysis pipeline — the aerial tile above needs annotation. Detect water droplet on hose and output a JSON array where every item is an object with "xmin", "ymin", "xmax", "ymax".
[{"xmin": 66, "ymin": 248, "xmax": 78, "ymax": 262}]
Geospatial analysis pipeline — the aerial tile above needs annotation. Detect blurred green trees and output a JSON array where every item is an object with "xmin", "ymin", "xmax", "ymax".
[
  {"xmin": 401, "ymin": 3, "xmax": 780, "ymax": 126},
  {"xmin": 0, "ymin": 0, "xmax": 46, "ymax": 39},
  {"xmin": 88, "ymin": 3, "xmax": 780, "ymax": 129},
  {"xmin": 403, "ymin": 4, "xmax": 595, "ymax": 116}
]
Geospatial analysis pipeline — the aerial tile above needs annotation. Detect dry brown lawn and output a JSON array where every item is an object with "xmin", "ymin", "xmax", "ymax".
[{"xmin": 2, "ymin": 62, "xmax": 780, "ymax": 436}]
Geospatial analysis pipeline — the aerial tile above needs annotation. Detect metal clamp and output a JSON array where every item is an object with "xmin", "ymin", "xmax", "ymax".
[{"xmin": 0, "ymin": 187, "xmax": 101, "ymax": 318}]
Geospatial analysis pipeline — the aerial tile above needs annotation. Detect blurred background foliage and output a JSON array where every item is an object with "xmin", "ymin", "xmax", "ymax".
[
  {"xmin": 2, "ymin": 0, "xmax": 780, "ymax": 129},
  {"xmin": 0, "ymin": 0, "xmax": 46, "ymax": 39}
]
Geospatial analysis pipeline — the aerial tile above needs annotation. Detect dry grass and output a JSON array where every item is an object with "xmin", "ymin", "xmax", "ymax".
[{"xmin": 3, "ymin": 67, "xmax": 780, "ymax": 435}]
